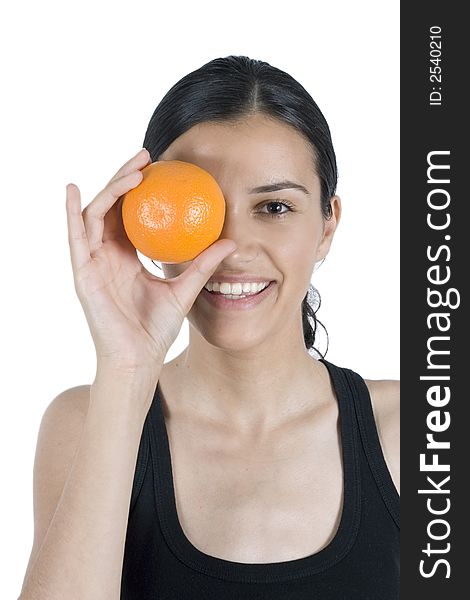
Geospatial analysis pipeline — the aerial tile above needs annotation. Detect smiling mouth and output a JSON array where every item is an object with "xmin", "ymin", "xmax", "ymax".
[
  {"xmin": 204, "ymin": 281, "xmax": 271, "ymax": 300},
  {"xmin": 199, "ymin": 281, "xmax": 277, "ymax": 308}
]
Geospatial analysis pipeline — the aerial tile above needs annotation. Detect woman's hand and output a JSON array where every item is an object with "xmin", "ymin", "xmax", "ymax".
[{"xmin": 66, "ymin": 148, "xmax": 235, "ymax": 373}]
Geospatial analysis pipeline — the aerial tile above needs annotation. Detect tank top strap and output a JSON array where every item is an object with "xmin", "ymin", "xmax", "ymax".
[{"xmin": 339, "ymin": 366, "xmax": 400, "ymax": 528}]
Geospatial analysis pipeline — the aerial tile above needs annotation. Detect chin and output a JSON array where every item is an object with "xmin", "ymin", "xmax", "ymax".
[{"xmin": 191, "ymin": 322, "xmax": 269, "ymax": 353}]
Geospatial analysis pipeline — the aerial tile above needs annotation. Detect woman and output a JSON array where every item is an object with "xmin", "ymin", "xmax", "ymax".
[{"xmin": 19, "ymin": 56, "xmax": 399, "ymax": 599}]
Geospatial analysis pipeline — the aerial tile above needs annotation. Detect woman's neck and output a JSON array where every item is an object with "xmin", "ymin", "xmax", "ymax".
[{"xmin": 162, "ymin": 329, "xmax": 328, "ymax": 434}]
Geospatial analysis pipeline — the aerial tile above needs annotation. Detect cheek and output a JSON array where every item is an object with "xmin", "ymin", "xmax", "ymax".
[{"xmin": 273, "ymin": 226, "xmax": 320, "ymax": 275}]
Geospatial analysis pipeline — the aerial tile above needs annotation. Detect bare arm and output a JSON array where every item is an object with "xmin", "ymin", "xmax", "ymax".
[
  {"xmin": 19, "ymin": 367, "xmax": 159, "ymax": 600},
  {"xmin": 20, "ymin": 384, "xmax": 91, "ymax": 591},
  {"xmin": 18, "ymin": 148, "xmax": 235, "ymax": 598}
]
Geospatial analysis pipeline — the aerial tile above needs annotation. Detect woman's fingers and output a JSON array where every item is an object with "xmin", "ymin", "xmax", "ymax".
[
  {"xmin": 82, "ymin": 149, "xmax": 152, "ymax": 254},
  {"xmin": 83, "ymin": 170, "xmax": 143, "ymax": 254},
  {"xmin": 66, "ymin": 183, "xmax": 90, "ymax": 272},
  {"xmin": 101, "ymin": 150, "xmax": 152, "ymax": 243},
  {"xmin": 106, "ymin": 148, "xmax": 151, "ymax": 186},
  {"xmin": 168, "ymin": 239, "xmax": 237, "ymax": 315}
]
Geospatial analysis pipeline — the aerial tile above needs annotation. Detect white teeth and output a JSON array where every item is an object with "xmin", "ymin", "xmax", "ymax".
[
  {"xmin": 220, "ymin": 282, "xmax": 235, "ymax": 294},
  {"xmin": 204, "ymin": 281, "xmax": 270, "ymax": 295}
]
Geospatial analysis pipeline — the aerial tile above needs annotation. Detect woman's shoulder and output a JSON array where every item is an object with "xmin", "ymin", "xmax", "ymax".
[
  {"xmin": 363, "ymin": 378, "xmax": 400, "ymax": 494},
  {"xmin": 36, "ymin": 384, "xmax": 92, "ymax": 482},
  {"xmin": 364, "ymin": 378, "xmax": 400, "ymax": 413},
  {"xmin": 42, "ymin": 384, "xmax": 92, "ymax": 424},
  {"xmin": 37, "ymin": 383, "xmax": 92, "ymax": 491}
]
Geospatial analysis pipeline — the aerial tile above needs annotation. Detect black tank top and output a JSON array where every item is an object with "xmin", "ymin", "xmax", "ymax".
[{"xmin": 120, "ymin": 359, "xmax": 399, "ymax": 599}]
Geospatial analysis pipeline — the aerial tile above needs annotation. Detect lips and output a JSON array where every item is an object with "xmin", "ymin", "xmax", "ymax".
[{"xmin": 199, "ymin": 280, "xmax": 277, "ymax": 310}]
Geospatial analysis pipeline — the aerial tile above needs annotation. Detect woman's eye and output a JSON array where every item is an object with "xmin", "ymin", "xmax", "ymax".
[{"xmin": 258, "ymin": 201, "xmax": 294, "ymax": 218}]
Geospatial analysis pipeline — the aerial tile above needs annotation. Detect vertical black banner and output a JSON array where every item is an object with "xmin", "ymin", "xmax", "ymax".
[{"xmin": 401, "ymin": 2, "xmax": 467, "ymax": 598}]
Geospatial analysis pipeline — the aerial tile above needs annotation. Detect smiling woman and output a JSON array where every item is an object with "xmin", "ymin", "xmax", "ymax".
[
  {"xmin": 145, "ymin": 56, "xmax": 338, "ymax": 356},
  {"xmin": 18, "ymin": 56, "xmax": 399, "ymax": 600},
  {"xmin": 156, "ymin": 114, "xmax": 340, "ymax": 357}
]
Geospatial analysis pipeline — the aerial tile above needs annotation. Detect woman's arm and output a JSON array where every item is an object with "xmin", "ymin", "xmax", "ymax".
[
  {"xmin": 365, "ymin": 379, "xmax": 400, "ymax": 494},
  {"xmin": 18, "ymin": 148, "xmax": 236, "ymax": 599},
  {"xmin": 18, "ymin": 366, "xmax": 159, "ymax": 600}
]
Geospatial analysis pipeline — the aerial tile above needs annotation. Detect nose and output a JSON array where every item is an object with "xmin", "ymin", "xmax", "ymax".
[{"xmin": 218, "ymin": 207, "xmax": 259, "ymax": 264}]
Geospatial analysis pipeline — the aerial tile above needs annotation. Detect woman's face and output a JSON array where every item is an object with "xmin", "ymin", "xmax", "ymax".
[{"xmin": 159, "ymin": 113, "xmax": 341, "ymax": 352}]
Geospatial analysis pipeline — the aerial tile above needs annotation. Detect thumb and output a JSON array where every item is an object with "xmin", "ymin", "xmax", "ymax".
[{"xmin": 169, "ymin": 239, "xmax": 237, "ymax": 314}]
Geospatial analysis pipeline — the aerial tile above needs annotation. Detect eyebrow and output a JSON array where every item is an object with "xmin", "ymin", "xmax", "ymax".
[{"xmin": 248, "ymin": 180, "xmax": 311, "ymax": 195}]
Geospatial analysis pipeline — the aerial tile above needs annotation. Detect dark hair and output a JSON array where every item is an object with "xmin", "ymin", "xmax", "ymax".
[{"xmin": 143, "ymin": 55, "xmax": 338, "ymax": 357}]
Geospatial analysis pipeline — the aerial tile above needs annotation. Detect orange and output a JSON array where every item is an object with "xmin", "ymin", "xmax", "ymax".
[{"xmin": 121, "ymin": 160, "xmax": 226, "ymax": 263}]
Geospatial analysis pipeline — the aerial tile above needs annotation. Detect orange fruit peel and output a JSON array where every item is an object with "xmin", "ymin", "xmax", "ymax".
[{"xmin": 122, "ymin": 160, "xmax": 226, "ymax": 263}]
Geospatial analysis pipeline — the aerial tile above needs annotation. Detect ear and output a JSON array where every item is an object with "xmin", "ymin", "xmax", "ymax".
[{"xmin": 316, "ymin": 195, "xmax": 342, "ymax": 262}]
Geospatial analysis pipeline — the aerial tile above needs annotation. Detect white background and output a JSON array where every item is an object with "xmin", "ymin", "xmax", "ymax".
[{"xmin": 1, "ymin": 0, "xmax": 399, "ymax": 595}]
